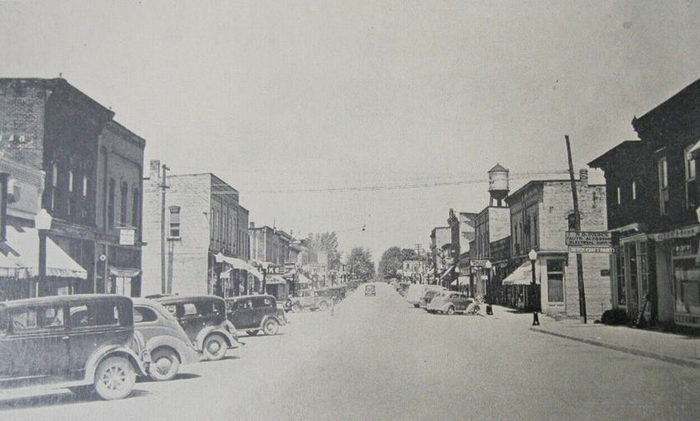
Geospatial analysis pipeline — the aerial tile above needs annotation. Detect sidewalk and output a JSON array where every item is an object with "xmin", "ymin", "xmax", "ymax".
[{"xmin": 529, "ymin": 315, "xmax": 700, "ymax": 369}]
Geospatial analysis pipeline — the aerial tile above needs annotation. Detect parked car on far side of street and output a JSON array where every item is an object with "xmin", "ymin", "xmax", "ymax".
[
  {"xmin": 155, "ymin": 296, "xmax": 240, "ymax": 361},
  {"xmin": 365, "ymin": 284, "xmax": 376, "ymax": 296},
  {"xmin": 0, "ymin": 295, "xmax": 150, "ymax": 400},
  {"xmin": 427, "ymin": 291, "xmax": 474, "ymax": 315},
  {"xmin": 225, "ymin": 295, "xmax": 287, "ymax": 336},
  {"xmin": 131, "ymin": 298, "xmax": 201, "ymax": 381},
  {"xmin": 289, "ymin": 289, "xmax": 334, "ymax": 312}
]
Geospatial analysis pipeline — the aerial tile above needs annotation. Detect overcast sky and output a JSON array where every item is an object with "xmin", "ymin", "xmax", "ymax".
[{"xmin": 2, "ymin": 0, "xmax": 699, "ymax": 259}]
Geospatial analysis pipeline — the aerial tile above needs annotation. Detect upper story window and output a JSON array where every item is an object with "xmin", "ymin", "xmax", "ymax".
[
  {"xmin": 632, "ymin": 180, "xmax": 637, "ymax": 201},
  {"xmin": 616, "ymin": 186, "xmax": 622, "ymax": 205},
  {"xmin": 132, "ymin": 188, "xmax": 140, "ymax": 230},
  {"xmin": 120, "ymin": 182, "xmax": 128, "ymax": 226},
  {"xmin": 68, "ymin": 170, "xmax": 74, "ymax": 193},
  {"xmin": 82, "ymin": 176, "xmax": 88, "ymax": 197},
  {"xmin": 658, "ymin": 157, "xmax": 669, "ymax": 215},
  {"xmin": 169, "ymin": 206, "xmax": 181, "ymax": 238},
  {"xmin": 685, "ymin": 145, "xmax": 697, "ymax": 209},
  {"xmin": 108, "ymin": 178, "xmax": 116, "ymax": 229}
]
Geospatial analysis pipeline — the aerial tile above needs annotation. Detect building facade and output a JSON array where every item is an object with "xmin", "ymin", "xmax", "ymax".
[
  {"xmin": 142, "ymin": 162, "xmax": 251, "ymax": 297},
  {"xmin": 0, "ymin": 78, "xmax": 144, "ymax": 296},
  {"xmin": 590, "ymin": 78, "xmax": 700, "ymax": 328},
  {"xmin": 503, "ymin": 172, "xmax": 611, "ymax": 319}
]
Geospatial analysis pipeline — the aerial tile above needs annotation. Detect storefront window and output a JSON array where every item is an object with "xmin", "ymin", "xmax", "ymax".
[
  {"xmin": 673, "ymin": 256, "xmax": 700, "ymax": 317},
  {"xmin": 546, "ymin": 260, "xmax": 564, "ymax": 302},
  {"xmin": 615, "ymin": 246, "xmax": 626, "ymax": 305}
]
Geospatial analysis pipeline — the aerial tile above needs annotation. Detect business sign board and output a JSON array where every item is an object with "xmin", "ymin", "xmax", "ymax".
[
  {"xmin": 469, "ymin": 259, "xmax": 490, "ymax": 267},
  {"xmin": 565, "ymin": 231, "xmax": 613, "ymax": 254},
  {"xmin": 119, "ymin": 228, "xmax": 136, "ymax": 246}
]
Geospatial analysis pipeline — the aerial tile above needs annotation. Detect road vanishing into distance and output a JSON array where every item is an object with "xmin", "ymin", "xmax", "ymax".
[{"xmin": 1, "ymin": 283, "xmax": 698, "ymax": 420}]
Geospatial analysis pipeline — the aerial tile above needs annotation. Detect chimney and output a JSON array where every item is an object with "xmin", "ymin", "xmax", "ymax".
[
  {"xmin": 149, "ymin": 160, "xmax": 161, "ymax": 180},
  {"xmin": 579, "ymin": 169, "xmax": 588, "ymax": 187}
]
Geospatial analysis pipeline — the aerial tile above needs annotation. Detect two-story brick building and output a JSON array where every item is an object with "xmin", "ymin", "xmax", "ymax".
[
  {"xmin": 590, "ymin": 78, "xmax": 700, "ymax": 328},
  {"xmin": 142, "ymin": 161, "xmax": 252, "ymax": 297},
  {"xmin": 502, "ymin": 171, "xmax": 611, "ymax": 319},
  {"xmin": 0, "ymin": 78, "xmax": 144, "ymax": 296}
]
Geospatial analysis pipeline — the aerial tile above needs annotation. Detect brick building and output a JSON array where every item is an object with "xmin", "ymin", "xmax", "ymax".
[
  {"xmin": 590, "ymin": 78, "xmax": 700, "ymax": 328},
  {"xmin": 142, "ymin": 162, "xmax": 251, "ymax": 297},
  {"xmin": 429, "ymin": 226, "xmax": 452, "ymax": 283},
  {"xmin": 503, "ymin": 171, "xmax": 611, "ymax": 319},
  {"xmin": 0, "ymin": 78, "xmax": 144, "ymax": 296}
]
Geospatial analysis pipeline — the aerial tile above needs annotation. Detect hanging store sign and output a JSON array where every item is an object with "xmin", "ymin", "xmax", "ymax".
[
  {"xmin": 565, "ymin": 231, "xmax": 613, "ymax": 254},
  {"xmin": 469, "ymin": 259, "xmax": 490, "ymax": 267}
]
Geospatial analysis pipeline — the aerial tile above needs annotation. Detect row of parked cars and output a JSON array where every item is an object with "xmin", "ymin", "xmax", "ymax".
[
  {"xmin": 402, "ymin": 283, "xmax": 480, "ymax": 315},
  {"xmin": 0, "ymin": 292, "xmax": 288, "ymax": 401}
]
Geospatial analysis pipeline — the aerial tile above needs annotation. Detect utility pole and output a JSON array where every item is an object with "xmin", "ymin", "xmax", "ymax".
[
  {"xmin": 565, "ymin": 135, "xmax": 587, "ymax": 324},
  {"xmin": 160, "ymin": 164, "xmax": 170, "ymax": 295}
]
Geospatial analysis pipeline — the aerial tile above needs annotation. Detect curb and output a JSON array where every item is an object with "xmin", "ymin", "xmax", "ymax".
[{"xmin": 530, "ymin": 327, "xmax": 700, "ymax": 370}]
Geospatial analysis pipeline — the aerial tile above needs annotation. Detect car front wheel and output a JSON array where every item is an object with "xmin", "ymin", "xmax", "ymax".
[
  {"xmin": 292, "ymin": 304, "xmax": 302, "ymax": 312},
  {"xmin": 446, "ymin": 306, "xmax": 455, "ymax": 315},
  {"xmin": 318, "ymin": 301, "xmax": 329, "ymax": 311},
  {"xmin": 203, "ymin": 334, "xmax": 227, "ymax": 361},
  {"xmin": 263, "ymin": 319, "xmax": 279, "ymax": 335},
  {"xmin": 94, "ymin": 356, "xmax": 136, "ymax": 400},
  {"xmin": 149, "ymin": 348, "xmax": 180, "ymax": 381}
]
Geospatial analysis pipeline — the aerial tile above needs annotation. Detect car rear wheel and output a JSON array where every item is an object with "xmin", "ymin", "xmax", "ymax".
[
  {"xmin": 263, "ymin": 319, "xmax": 279, "ymax": 335},
  {"xmin": 203, "ymin": 334, "xmax": 227, "ymax": 361},
  {"xmin": 446, "ymin": 306, "xmax": 455, "ymax": 315},
  {"xmin": 94, "ymin": 356, "xmax": 136, "ymax": 400},
  {"xmin": 292, "ymin": 304, "xmax": 302, "ymax": 312},
  {"xmin": 318, "ymin": 301, "xmax": 329, "ymax": 311},
  {"xmin": 149, "ymin": 348, "xmax": 180, "ymax": 381},
  {"xmin": 413, "ymin": 304, "xmax": 420, "ymax": 308},
  {"xmin": 246, "ymin": 329, "xmax": 260, "ymax": 336}
]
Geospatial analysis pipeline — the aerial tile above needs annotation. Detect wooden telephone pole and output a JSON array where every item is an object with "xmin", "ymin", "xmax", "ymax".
[
  {"xmin": 565, "ymin": 135, "xmax": 587, "ymax": 324},
  {"xmin": 160, "ymin": 164, "xmax": 170, "ymax": 295}
]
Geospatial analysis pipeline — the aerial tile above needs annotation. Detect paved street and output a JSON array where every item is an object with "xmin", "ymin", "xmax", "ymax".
[{"xmin": 1, "ymin": 282, "xmax": 699, "ymax": 420}]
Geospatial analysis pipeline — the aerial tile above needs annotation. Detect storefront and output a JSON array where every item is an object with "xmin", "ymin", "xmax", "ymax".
[
  {"xmin": 649, "ymin": 224, "xmax": 700, "ymax": 328},
  {"xmin": 609, "ymin": 228, "xmax": 653, "ymax": 322},
  {"xmin": 502, "ymin": 260, "xmax": 539, "ymax": 311}
]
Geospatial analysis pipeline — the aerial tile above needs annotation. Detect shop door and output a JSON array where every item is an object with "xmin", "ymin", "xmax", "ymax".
[{"xmin": 625, "ymin": 243, "xmax": 639, "ymax": 319}]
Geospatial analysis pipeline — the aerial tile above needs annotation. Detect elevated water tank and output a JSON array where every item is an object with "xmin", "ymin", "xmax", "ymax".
[{"xmin": 488, "ymin": 163, "xmax": 509, "ymax": 206}]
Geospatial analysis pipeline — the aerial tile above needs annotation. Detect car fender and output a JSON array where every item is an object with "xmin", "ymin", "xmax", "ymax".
[
  {"xmin": 83, "ymin": 345, "xmax": 148, "ymax": 384},
  {"xmin": 194, "ymin": 326, "xmax": 236, "ymax": 351},
  {"xmin": 260, "ymin": 314, "xmax": 284, "ymax": 327},
  {"xmin": 147, "ymin": 335, "xmax": 201, "ymax": 366}
]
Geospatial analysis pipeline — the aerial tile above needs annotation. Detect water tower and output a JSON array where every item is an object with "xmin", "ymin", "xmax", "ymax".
[{"xmin": 488, "ymin": 163, "xmax": 510, "ymax": 207}]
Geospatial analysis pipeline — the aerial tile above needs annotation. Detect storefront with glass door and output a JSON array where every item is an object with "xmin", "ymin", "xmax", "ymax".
[{"xmin": 611, "ymin": 233, "xmax": 653, "ymax": 322}]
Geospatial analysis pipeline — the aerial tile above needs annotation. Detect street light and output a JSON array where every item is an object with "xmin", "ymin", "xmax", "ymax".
[
  {"xmin": 260, "ymin": 262, "xmax": 270, "ymax": 295},
  {"xmin": 485, "ymin": 260, "xmax": 493, "ymax": 315},
  {"xmin": 454, "ymin": 265, "xmax": 460, "ymax": 291},
  {"xmin": 34, "ymin": 209, "xmax": 53, "ymax": 298},
  {"xmin": 528, "ymin": 249, "xmax": 539, "ymax": 326}
]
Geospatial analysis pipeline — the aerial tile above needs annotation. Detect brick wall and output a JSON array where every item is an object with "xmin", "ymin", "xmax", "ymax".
[{"xmin": 0, "ymin": 80, "xmax": 46, "ymax": 169}]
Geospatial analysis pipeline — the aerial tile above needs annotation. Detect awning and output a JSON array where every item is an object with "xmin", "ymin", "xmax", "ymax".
[
  {"xmin": 216, "ymin": 253, "xmax": 264, "ymax": 279},
  {"xmin": 439, "ymin": 266, "xmax": 455, "ymax": 281},
  {"xmin": 109, "ymin": 266, "xmax": 141, "ymax": 278},
  {"xmin": 1, "ymin": 226, "xmax": 87, "ymax": 279},
  {"xmin": 266, "ymin": 274, "xmax": 287, "ymax": 285},
  {"xmin": 690, "ymin": 139, "xmax": 700, "ymax": 158},
  {"xmin": 502, "ymin": 262, "xmax": 539, "ymax": 286},
  {"xmin": 297, "ymin": 273, "xmax": 312, "ymax": 285}
]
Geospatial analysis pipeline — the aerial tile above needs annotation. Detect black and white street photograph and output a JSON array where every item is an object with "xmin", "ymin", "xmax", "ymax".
[{"xmin": 0, "ymin": 1, "xmax": 699, "ymax": 420}]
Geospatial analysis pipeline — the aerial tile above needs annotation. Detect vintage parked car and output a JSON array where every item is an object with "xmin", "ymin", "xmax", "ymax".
[
  {"xmin": 316, "ymin": 286, "xmax": 347, "ymax": 303},
  {"xmin": 365, "ymin": 284, "xmax": 376, "ymax": 296},
  {"xmin": 155, "ymin": 295, "xmax": 239, "ymax": 361},
  {"xmin": 131, "ymin": 298, "xmax": 201, "ymax": 381},
  {"xmin": 0, "ymin": 295, "xmax": 149, "ymax": 400},
  {"xmin": 426, "ymin": 291, "xmax": 475, "ymax": 315},
  {"xmin": 419, "ymin": 288, "xmax": 445, "ymax": 309},
  {"xmin": 289, "ymin": 289, "xmax": 334, "ymax": 312},
  {"xmin": 406, "ymin": 284, "xmax": 444, "ymax": 307},
  {"xmin": 224, "ymin": 295, "xmax": 287, "ymax": 336}
]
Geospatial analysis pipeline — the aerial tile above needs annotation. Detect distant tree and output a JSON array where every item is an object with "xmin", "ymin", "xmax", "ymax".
[
  {"xmin": 400, "ymin": 248, "xmax": 419, "ymax": 262},
  {"xmin": 347, "ymin": 247, "xmax": 375, "ymax": 281},
  {"xmin": 306, "ymin": 232, "xmax": 341, "ymax": 270},
  {"xmin": 378, "ymin": 247, "xmax": 403, "ymax": 279}
]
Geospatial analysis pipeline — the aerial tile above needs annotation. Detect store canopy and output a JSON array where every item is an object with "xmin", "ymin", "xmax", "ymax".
[
  {"xmin": 438, "ymin": 266, "xmax": 455, "ymax": 281},
  {"xmin": 215, "ymin": 253, "xmax": 264, "ymax": 279},
  {"xmin": 1, "ymin": 225, "xmax": 87, "ymax": 279},
  {"xmin": 109, "ymin": 266, "xmax": 141, "ymax": 278},
  {"xmin": 297, "ymin": 273, "xmax": 313, "ymax": 285},
  {"xmin": 266, "ymin": 274, "xmax": 287, "ymax": 285},
  {"xmin": 502, "ymin": 262, "xmax": 539, "ymax": 286}
]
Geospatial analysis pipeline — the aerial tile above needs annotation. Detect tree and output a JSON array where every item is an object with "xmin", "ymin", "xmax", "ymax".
[
  {"xmin": 305, "ymin": 232, "xmax": 342, "ymax": 270},
  {"xmin": 346, "ymin": 247, "xmax": 375, "ymax": 281},
  {"xmin": 378, "ymin": 247, "xmax": 403, "ymax": 279},
  {"xmin": 400, "ymin": 248, "xmax": 419, "ymax": 262}
]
